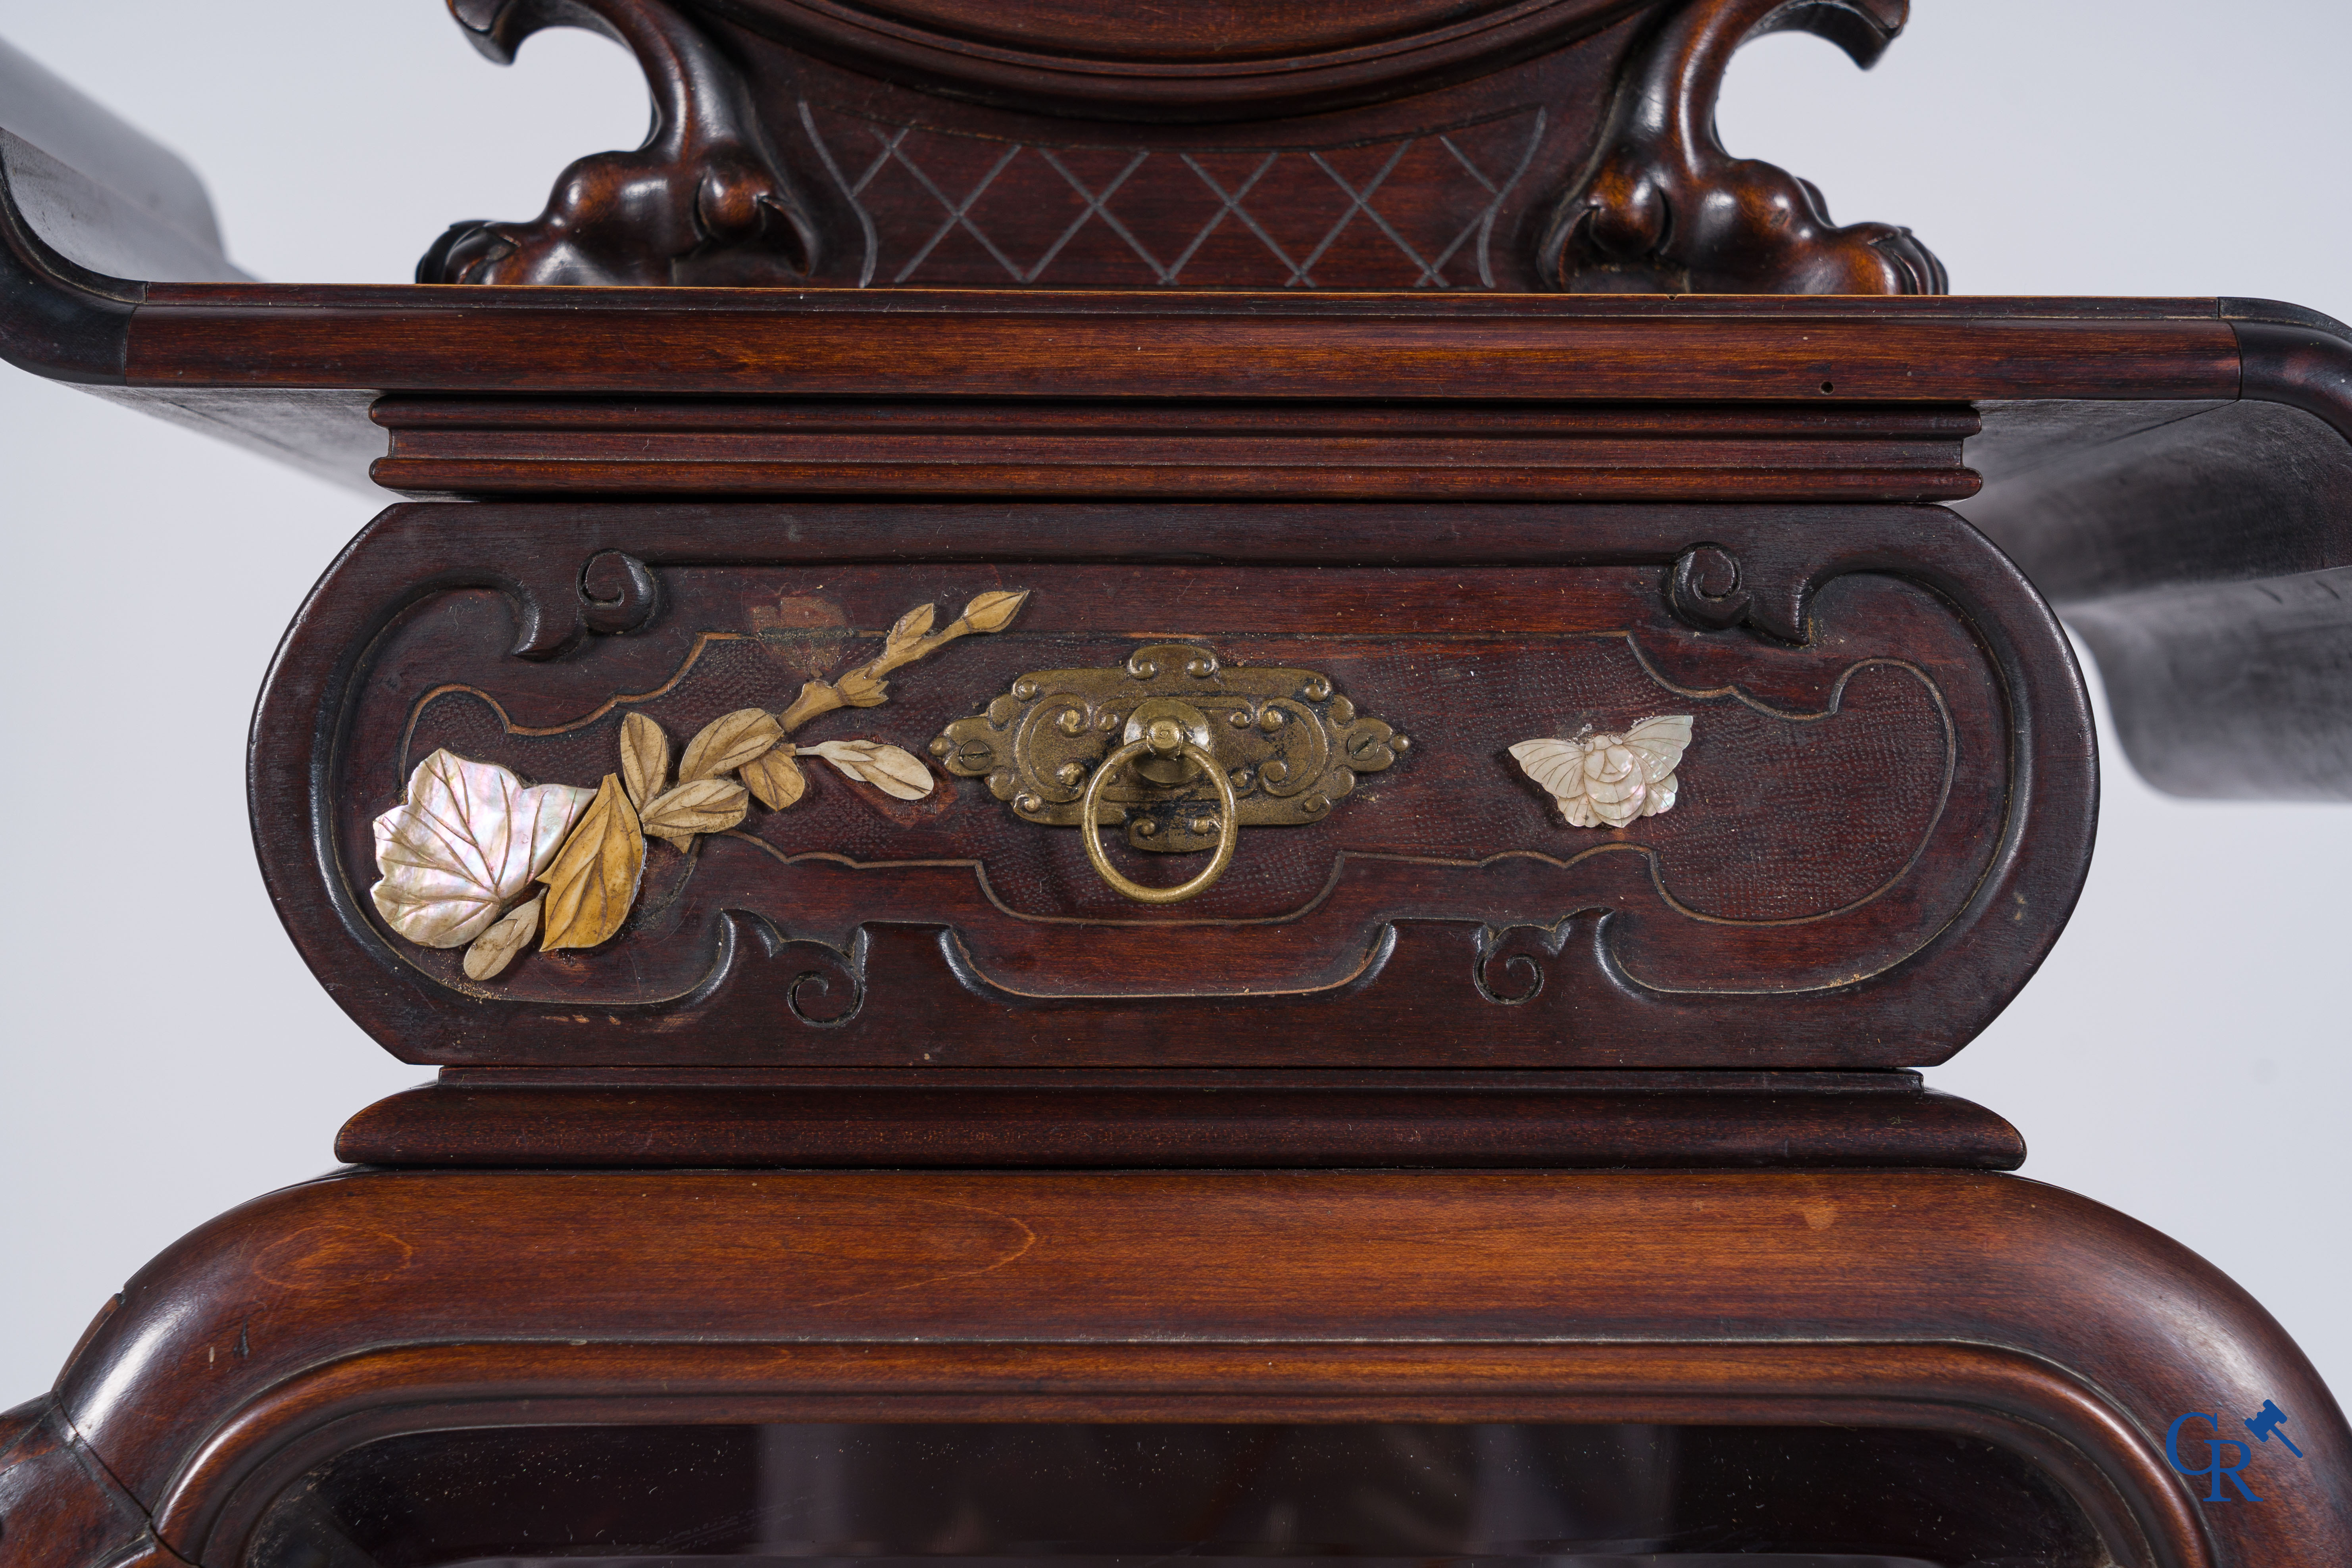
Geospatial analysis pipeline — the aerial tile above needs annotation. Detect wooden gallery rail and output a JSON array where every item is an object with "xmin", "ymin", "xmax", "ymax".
[{"xmin": 2, "ymin": 3, "xmax": 2347, "ymax": 1566}]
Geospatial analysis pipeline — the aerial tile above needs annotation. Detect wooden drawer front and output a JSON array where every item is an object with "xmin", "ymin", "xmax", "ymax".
[{"xmin": 254, "ymin": 502, "xmax": 2089, "ymax": 1069}]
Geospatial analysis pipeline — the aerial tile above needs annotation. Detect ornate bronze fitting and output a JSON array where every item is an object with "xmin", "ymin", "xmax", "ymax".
[{"xmin": 930, "ymin": 643, "xmax": 1409, "ymax": 903}]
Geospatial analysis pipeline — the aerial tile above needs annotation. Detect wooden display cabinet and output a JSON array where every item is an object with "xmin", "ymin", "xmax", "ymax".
[{"xmin": 2, "ymin": 3, "xmax": 2347, "ymax": 1565}]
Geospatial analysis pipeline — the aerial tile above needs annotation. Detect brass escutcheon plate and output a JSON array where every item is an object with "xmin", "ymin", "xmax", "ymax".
[{"xmin": 931, "ymin": 643, "xmax": 1408, "ymax": 854}]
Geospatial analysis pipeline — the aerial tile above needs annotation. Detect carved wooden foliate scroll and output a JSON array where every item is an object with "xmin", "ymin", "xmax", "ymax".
[
  {"xmin": 1541, "ymin": 0, "xmax": 1946, "ymax": 293},
  {"xmin": 421, "ymin": 0, "xmax": 821, "ymax": 285},
  {"xmin": 419, "ymin": 0, "xmax": 1941, "ymax": 294}
]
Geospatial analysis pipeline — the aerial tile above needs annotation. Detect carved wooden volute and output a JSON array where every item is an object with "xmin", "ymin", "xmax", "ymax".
[
  {"xmin": 1542, "ymin": 0, "xmax": 1946, "ymax": 292},
  {"xmin": 420, "ymin": 0, "xmax": 1946, "ymax": 293}
]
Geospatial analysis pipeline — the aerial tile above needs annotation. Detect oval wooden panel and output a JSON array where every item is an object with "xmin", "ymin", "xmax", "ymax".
[
  {"xmin": 700, "ymin": 0, "xmax": 1645, "ymax": 74},
  {"xmin": 764, "ymin": 0, "xmax": 1562, "ymax": 64}
]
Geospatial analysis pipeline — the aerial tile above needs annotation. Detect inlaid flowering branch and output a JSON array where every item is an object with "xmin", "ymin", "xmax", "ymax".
[{"xmin": 368, "ymin": 589, "xmax": 1028, "ymax": 982}]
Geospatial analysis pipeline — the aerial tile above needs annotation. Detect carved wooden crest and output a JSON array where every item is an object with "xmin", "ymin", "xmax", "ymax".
[{"xmin": 424, "ymin": 0, "xmax": 1941, "ymax": 295}]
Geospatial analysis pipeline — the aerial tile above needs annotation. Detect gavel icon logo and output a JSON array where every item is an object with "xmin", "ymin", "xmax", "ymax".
[
  {"xmin": 2168, "ymin": 1400, "xmax": 2306, "ymax": 1502},
  {"xmin": 2245, "ymin": 1399, "xmax": 2305, "ymax": 1459}
]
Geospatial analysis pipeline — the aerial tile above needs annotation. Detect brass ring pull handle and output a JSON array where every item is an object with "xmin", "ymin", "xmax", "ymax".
[
  {"xmin": 937, "ymin": 643, "xmax": 1409, "ymax": 880},
  {"xmin": 1081, "ymin": 729, "xmax": 1239, "ymax": 905}
]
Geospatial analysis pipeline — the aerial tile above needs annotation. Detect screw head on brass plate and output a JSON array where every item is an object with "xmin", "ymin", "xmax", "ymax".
[{"xmin": 1125, "ymin": 696, "xmax": 1215, "ymax": 786}]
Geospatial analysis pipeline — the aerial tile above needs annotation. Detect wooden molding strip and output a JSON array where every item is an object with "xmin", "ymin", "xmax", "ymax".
[{"xmin": 335, "ymin": 1068, "xmax": 2025, "ymax": 1169}]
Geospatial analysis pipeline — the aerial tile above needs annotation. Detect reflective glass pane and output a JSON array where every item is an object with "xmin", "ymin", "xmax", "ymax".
[{"xmin": 247, "ymin": 1423, "xmax": 2109, "ymax": 1568}]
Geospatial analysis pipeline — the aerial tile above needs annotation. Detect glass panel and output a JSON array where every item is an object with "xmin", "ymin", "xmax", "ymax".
[{"xmin": 246, "ymin": 1423, "xmax": 2108, "ymax": 1568}]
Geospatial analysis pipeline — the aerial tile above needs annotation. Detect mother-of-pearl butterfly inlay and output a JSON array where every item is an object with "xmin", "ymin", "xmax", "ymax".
[{"xmin": 1508, "ymin": 715, "xmax": 1693, "ymax": 829}]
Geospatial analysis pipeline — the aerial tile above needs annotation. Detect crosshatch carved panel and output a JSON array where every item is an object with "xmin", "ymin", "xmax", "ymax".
[
  {"xmin": 251, "ymin": 502, "xmax": 2088, "ymax": 1069},
  {"xmin": 795, "ymin": 105, "xmax": 1548, "ymax": 289}
]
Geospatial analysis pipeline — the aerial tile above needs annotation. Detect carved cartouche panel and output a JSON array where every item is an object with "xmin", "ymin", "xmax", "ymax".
[{"xmin": 250, "ymin": 502, "xmax": 2090, "ymax": 1070}]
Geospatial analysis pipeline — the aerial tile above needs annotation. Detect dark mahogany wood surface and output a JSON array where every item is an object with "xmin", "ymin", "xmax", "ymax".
[
  {"xmin": 694, "ymin": 0, "xmax": 1659, "ymax": 117},
  {"xmin": 252, "ymin": 500, "xmax": 2090, "ymax": 1069},
  {"xmin": 378, "ymin": 573, "xmax": 1981, "ymax": 971},
  {"xmin": 2, "ymin": 283, "xmax": 2319, "ymax": 801},
  {"xmin": 4, "ymin": 19, "xmax": 2348, "ymax": 1568},
  {"xmin": 337, "ymin": 1067, "xmax": 2025, "ymax": 1169},
  {"xmin": 30, "ymin": 1169, "xmax": 2351, "ymax": 1568},
  {"xmin": 1959, "ymin": 302, "xmax": 2352, "ymax": 799},
  {"xmin": 0, "ymin": 40, "xmax": 244, "ymax": 289},
  {"xmin": 0, "ymin": 1398, "xmax": 174, "ymax": 1568},
  {"xmin": 372, "ymin": 397, "xmax": 1983, "ymax": 501},
  {"xmin": 125, "ymin": 287, "xmax": 2244, "ymax": 399}
]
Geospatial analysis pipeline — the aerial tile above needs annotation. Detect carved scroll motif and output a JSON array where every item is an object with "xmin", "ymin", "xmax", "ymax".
[
  {"xmin": 1541, "ymin": 0, "xmax": 1946, "ymax": 294},
  {"xmin": 419, "ymin": 0, "xmax": 819, "ymax": 285}
]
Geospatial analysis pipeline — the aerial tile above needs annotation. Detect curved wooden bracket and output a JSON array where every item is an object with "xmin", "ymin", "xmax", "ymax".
[
  {"xmin": 1542, "ymin": 0, "xmax": 1945, "ymax": 293},
  {"xmin": 419, "ymin": 0, "xmax": 819, "ymax": 285},
  {"xmin": 0, "ymin": 139, "xmax": 133, "ymax": 383},
  {"xmin": 47, "ymin": 1170, "xmax": 2352, "ymax": 1565}
]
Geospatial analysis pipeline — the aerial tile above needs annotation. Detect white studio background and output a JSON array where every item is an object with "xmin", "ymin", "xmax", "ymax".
[{"xmin": 1, "ymin": 0, "xmax": 2346, "ymax": 1406}]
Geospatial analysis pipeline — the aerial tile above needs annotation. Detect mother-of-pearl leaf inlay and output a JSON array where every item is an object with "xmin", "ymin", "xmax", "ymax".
[
  {"xmin": 370, "ymin": 749, "xmax": 596, "ymax": 948},
  {"xmin": 1509, "ymin": 715, "xmax": 1694, "ymax": 829},
  {"xmin": 367, "ymin": 587, "xmax": 1029, "ymax": 981}
]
